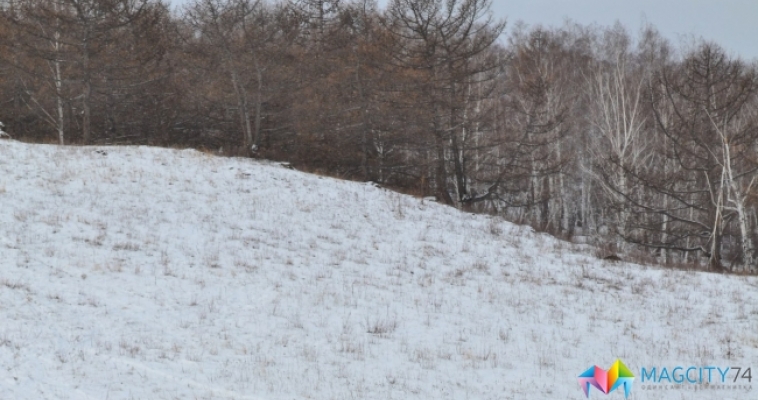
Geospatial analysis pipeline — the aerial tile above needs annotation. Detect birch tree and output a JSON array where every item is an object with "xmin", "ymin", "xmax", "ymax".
[
  {"xmin": 585, "ymin": 25, "xmax": 651, "ymax": 249},
  {"xmin": 651, "ymin": 42, "xmax": 758, "ymax": 270},
  {"xmin": 498, "ymin": 27, "xmax": 572, "ymax": 230},
  {"xmin": 2, "ymin": 0, "xmax": 71, "ymax": 144},
  {"xmin": 701, "ymin": 67, "xmax": 758, "ymax": 272}
]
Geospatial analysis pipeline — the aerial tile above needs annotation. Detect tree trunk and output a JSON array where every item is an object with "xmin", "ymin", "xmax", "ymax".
[
  {"xmin": 82, "ymin": 30, "xmax": 91, "ymax": 144},
  {"xmin": 228, "ymin": 65, "xmax": 252, "ymax": 154},
  {"xmin": 253, "ymin": 59, "xmax": 263, "ymax": 151},
  {"xmin": 55, "ymin": 58, "xmax": 64, "ymax": 145}
]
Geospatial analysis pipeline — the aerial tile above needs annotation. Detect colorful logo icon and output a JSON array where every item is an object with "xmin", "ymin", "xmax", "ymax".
[{"xmin": 578, "ymin": 359, "xmax": 635, "ymax": 398}]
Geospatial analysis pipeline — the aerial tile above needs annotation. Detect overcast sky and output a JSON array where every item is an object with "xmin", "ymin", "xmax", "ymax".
[{"xmin": 168, "ymin": 0, "xmax": 758, "ymax": 60}]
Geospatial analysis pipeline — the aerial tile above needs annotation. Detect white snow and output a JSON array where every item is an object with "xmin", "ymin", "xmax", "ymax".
[
  {"xmin": 0, "ymin": 140, "xmax": 756, "ymax": 399},
  {"xmin": 0, "ymin": 122, "xmax": 9, "ymax": 139}
]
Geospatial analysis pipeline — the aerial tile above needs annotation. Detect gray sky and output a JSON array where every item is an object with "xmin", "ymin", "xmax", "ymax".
[
  {"xmin": 168, "ymin": 0, "xmax": 758, "ymax": 60},
  {"xmin": 489, "ymin": 0, "xmax": 758, "ymax": 61}
]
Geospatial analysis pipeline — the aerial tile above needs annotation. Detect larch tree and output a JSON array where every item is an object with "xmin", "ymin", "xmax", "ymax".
[
  {"xmin": 651, "ymin": 42, "xmax": 758, "ymax": 271},
  {"xmin": 385, "ymin": 0, "xmax": 505, "ymax": 205},
  {"xmin": 185, "ymin": 0, "xmax": 261, "ymax": 155}
]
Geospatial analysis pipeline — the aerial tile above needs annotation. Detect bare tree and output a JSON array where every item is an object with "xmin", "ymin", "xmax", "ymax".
[
  {"xmin": 2, "ymin": 0, "xmax": 72, "ymax": 144},
  {"xmin": 385, "ymin": 0, "xmax": 505, "ymax": 205},
  {"xmin": 650, "ymin": 42, "xmax": 758, "ymax": 271},
  {"xmin": 585, "ymin": 25, "xmax": 652, "ymax": 249},
  {"xmin": 61, "ymin": 0, "xmax": 153, "ymax": 143},
  {"xmin": 185, "ymin": 0, "xmax": 262, "ymax": 155}
]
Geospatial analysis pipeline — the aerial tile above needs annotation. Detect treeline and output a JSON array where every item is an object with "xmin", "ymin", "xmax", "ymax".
[{"xmin": 1, "ymin": 0, "xmax": 758, "ymax": 273}]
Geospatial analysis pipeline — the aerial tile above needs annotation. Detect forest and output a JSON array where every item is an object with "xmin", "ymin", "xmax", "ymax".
[{"xmin": 1, "ymin": 0, "xmax": 758, "ymax": 273}]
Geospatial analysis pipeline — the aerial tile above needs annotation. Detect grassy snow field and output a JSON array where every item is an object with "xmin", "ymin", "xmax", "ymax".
[{"xmin": 0, "ymin": 140, "xmax": 756, "ymax": 399}]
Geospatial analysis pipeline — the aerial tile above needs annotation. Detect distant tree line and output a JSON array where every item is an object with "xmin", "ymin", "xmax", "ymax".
[{"xmin": 1, "ymin": 0, "xmax": 758, "ymax": 273}]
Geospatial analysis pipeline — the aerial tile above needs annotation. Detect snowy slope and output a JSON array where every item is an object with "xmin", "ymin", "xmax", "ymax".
[{"xmin": 0, "ymin": 140, "xmax": 756, "ymax": 400}]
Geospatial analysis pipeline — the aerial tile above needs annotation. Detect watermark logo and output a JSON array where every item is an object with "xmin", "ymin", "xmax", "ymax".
[
  {"xmin": 638, "ymin": 365, "xmax": 752, "ymax": 392},
  {"xmin": 640, "ymin": 366, "xmax": 751, "ymax": 384},
  {"xmin": 578, "ymin": 359, "xmax": 635, "ymax": 398}
]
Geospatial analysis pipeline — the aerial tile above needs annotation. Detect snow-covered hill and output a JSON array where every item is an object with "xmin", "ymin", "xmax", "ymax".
[{"xmin": 0, "ymin": 141, "xmax": 756, "ymax": 399}]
